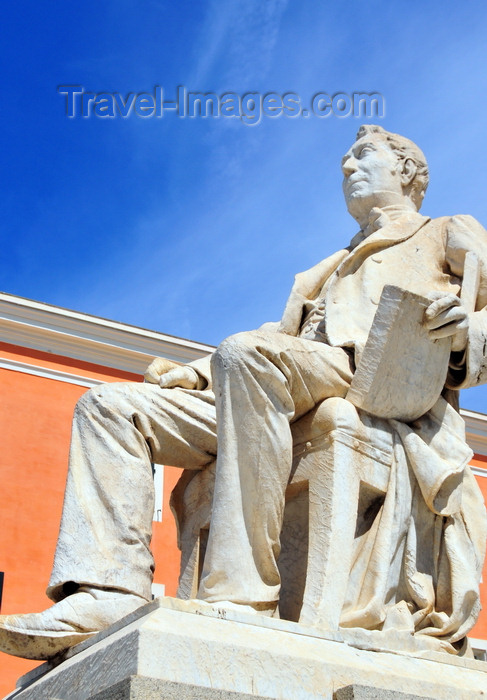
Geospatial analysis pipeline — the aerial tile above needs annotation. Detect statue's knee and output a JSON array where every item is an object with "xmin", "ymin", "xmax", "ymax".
[
  {"xmin": 75, "ymin": 382, "xmax": 123, "ymax": 416},
  {"xmin": 212, "ymin": 331, "xmax": 260, "ymax": 372}
]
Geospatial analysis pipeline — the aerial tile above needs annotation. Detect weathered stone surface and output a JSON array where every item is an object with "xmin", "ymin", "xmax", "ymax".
[
  {"xmin": 90, "ymin": 676, "xmax": 271, "ymax": 700},
  {"xmin": 346, "ymin": 285, "xmax": 451, "ymax": 421},
  {"xmin": 334, "ymin": 687, "xmax": 436, "ymax": 700},
  {"xmin": 8, "ymin": 599, "xmax": 487, "ymax": 700}
]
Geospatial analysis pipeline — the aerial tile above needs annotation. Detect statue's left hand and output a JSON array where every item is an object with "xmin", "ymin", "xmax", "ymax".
[{"xmin": 423, "ymin": 292, "xmax": 469, "ymax": 351}]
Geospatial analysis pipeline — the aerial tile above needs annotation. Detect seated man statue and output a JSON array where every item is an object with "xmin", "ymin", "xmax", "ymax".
[{"xmin": 1, "ymin": 125, "xmax": 486, "ymax": 660}]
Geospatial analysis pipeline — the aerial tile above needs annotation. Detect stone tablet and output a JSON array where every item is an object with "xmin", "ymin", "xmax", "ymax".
[{"xmin": 346, "ymin": 285, "xmax": 451, "ymax": 421}]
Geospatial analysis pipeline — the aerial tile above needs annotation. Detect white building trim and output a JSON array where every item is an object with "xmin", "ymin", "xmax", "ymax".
[
  {"xmin": 0, "ymin": 358, "xmax": 103, "ymax": 388},
  {"xmin": 462, "ymin": 409, "xmax": 487, "ymax": 457},
  {"xmin": 0, "ymin": 292, "xmax": 214, "ymax": 376},
  {"xmin": 153, "ymin": 463, "xmax": 164, "ymax": 522},
  {"xmin": 469, "ymin": 637, "xmax": 487, "ymax": 661}
]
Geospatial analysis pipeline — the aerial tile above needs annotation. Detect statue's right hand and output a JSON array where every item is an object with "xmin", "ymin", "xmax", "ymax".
[
  {"xmin": 144, "ymin": 357, "xmax": 199, "ymax": 390},
  {"xmin": 158, "ymin": 366, "xmax": 199, "ymax": 389}
]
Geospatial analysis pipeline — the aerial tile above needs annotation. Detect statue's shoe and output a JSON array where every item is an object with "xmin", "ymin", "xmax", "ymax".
[
  {"xmin": 195, "ymin": 599, "xmax": 277, "ymax": 617},
  {"xmin": 0, "ymin": 587, "xmax": 148, "ymax": 660}
]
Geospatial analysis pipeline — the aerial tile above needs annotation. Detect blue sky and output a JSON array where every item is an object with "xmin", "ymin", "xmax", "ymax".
[{"xmin": 2, "ymin": 1, "xmax": 487, "ymax": 411}]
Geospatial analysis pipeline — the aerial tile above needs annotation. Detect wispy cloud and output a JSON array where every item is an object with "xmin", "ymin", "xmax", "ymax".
[{"xmin": 190, "ymin": 0, "xmax": 289, "ymax": 87}]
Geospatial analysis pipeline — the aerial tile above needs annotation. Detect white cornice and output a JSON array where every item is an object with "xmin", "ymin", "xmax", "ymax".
[
  {"xmin": 470, "ymin": 637, "xmax": 487, "ymax": 652},
  {"xmin": 0, "ymin": 292, "xmax": 215, "ymax": 375},
  {"xmin": 0, "ymin": 358, "xmax": 103, "ymax": 388},
  {"xmin": 461, "ymin": 409, "xmax": 487, "ymax": 457}
]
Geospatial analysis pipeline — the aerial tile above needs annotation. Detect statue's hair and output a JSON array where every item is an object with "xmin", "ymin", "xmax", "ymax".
[{"xmin": 356, "ymin": 124, "xmax": 429, "ymax": 209}]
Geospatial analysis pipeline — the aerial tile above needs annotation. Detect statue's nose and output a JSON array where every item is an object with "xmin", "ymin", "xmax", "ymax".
[{"xmin": 341, "ymin": 156, "xmax": 357, "ymax": 177}]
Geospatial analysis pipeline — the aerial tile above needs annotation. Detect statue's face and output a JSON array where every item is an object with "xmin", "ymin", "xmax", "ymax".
[{"xmin": 341, "ymin": 135, "xmax": 406, "ymax": 225}]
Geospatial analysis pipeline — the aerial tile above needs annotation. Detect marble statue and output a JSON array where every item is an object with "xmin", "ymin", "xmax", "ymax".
[{"xmin": 1, "ymin": 125, "xmax": 486, "ymax": 662}]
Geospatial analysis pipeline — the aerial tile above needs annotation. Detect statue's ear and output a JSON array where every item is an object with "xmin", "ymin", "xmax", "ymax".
[{"xmin": 401, "ymin": 157, "xmax": 417, "ymax": 188}]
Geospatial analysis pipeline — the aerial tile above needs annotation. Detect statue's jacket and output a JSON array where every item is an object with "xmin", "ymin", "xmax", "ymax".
[{"xmin": 190, "ymin": 212, "xmax": 487, "ymax": 649}]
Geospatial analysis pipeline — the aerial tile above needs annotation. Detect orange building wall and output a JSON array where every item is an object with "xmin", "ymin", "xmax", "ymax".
[
  {"xmin": 1, "ymin": 339, "xmax": 487, "ymax": 694},
  {"xmin": 0, "ymin": 343, "xmax": 182, "ymax": 696},
  {"xmin": 470, "ymin": 454, "xmax": 487, "ymax": 641}
]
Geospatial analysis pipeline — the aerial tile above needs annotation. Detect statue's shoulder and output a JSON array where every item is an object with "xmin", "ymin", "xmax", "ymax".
[
  {"xmin": 420, "ymin": 214, "xmax": 487, "ymax": 250},
  {"xmin": 293, "ymin": 248, "xmax": 349, "ymax": 296},
  {"xmin": 427, "ymin": 213, "xmax": 485, "ymax": 230}
]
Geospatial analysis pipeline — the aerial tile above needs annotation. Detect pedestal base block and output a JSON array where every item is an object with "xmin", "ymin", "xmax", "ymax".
[
  {"xmin": 90, "ymin": 676, "xmax": 267, "ymax": 700},
  {"xmin": 6, "ymin": 598, "xmax": 487, "ymax": 700}
]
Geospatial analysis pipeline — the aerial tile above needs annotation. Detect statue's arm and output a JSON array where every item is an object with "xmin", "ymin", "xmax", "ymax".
[
  {"xmin": 444, "ymin": 215, "xmax": 487, "ymax": 389},
  {"xmin": 186, "ymin": 354, "xmax": 213, "ymax": 389}
]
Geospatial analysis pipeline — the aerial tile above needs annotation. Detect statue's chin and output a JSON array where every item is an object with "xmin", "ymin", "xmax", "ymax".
[{"xmin": 345, "ymin": 196, "xmax": 370, "ymax": 226}]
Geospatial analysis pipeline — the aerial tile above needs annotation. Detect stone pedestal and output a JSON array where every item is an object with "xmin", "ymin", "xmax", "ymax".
[{"xmin": 5, "ymin": 598, "xmax": 487, "ymax": 700}]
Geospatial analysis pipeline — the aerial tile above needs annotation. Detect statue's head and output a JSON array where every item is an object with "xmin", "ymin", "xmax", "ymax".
[{"xmin": 342, "ymin": 124, "xmax": 429, "ymax": 228}]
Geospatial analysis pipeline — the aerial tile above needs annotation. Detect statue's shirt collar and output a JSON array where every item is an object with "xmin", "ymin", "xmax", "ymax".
[{"xmin": 349, "ymin": 204, "xmax": 420, "ymax": 250}]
